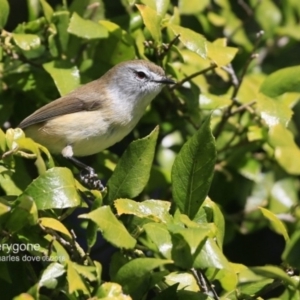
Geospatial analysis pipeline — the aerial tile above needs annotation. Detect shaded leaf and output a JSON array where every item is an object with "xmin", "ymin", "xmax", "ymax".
[
  {"xmin": 251, "ymin": 265, "xmax": 297, "ymax": 288},
  {"xmin": 114, "ymin": 258, "xmax": 172, "ymax": 297},
  {"xmin": 171, "ymin": 116, "xmax": 217, "ymax": 219},
  {"xmin": 106, "ymin": 127, "xmax": 159, "ymax": 204}
]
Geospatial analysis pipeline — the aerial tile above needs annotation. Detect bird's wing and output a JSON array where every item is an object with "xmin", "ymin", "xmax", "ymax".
[{"xmin": 19, "ymin": 81, "xmax": 104, "ymax": 129}]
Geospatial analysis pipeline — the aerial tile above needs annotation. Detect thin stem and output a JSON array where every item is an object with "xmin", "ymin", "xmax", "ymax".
[{"xmin": 171, "ymin": 63, "xmax": 217, "ymax": 90}]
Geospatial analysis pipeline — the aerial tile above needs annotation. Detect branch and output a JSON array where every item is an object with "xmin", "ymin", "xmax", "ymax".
[{"xmin": 171, "ymin": 63, "xmax": 217, "ymax": 90}]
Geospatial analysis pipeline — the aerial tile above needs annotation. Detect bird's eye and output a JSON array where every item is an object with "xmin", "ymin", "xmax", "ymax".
[{"xmin": 135, "ymin": 71, "xmax": 147, "ymax": 79}]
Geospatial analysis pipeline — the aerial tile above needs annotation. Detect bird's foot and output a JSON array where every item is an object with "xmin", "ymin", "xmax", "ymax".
[{"xmin": 79, "ymin": 167, "xmax": 105, "ymax": 191}]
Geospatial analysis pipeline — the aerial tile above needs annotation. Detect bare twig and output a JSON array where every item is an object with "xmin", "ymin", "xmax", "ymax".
[
  {"xmin": 158, "ymin": 34, "xmax": 180, "ymax": 59},
  {"xmin": 171, "ymin": 63, "xmax": 217, "ymax": 90}
]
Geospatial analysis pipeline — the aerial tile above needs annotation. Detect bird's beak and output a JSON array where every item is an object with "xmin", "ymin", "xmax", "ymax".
[{"xmin": 154, "ymin": 77, "xmax": 176, "ymax": 84}]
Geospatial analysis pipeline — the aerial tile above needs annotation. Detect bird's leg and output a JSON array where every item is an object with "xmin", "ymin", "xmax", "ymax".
[
  {"xmin": 67, "ymin": 156, "xmax": 105, "ymax": 191},
  {"xmin": 62, "ymin": 146, "xmax": 104, "ymax": 191}
]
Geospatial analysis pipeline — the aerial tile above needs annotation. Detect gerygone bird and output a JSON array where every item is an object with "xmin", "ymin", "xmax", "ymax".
[{"xmin": 19, "ymin": 60, "xmax": 174, "ymax": 190}]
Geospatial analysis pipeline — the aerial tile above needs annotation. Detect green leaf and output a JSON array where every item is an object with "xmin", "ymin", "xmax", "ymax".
[
  {"xmin": 39, "ymin": 217, "xmax": 72, "ymax": 238},
  {"xmin": 259, "ymin": 207, "xmax": 289, "ymax": 241},
  {"xmin": 206, "ymin": 39, "xmax": 238, "ymax": 67},
  {"xmin": 178, "ymin": 0, "xmax": 209, "ymax": 15},
  {"xmin": 96, "ymin": 282, "xmax": 131, "ymax": 299},
  {"xmin": 39, "ymin": 262, "xmax": 65, "ymax": 289},
  {"xmin": 140, "ymin": 0, "xmax": 170, "ymax": 16},
  {"xmin": 43, "ymin": 60, "xmax": 80, "ymax": 96},
  {"xmin": 114, "ymin": 199, "xmax": 172, "ymax": 223},
  {"xmin": 67, "ymin": 261, "xmax": 90, "ymax": 295},
  {"xmin": 97, "ymin": 20, "xmax": 135, "ymax": 65},
  {"xmin": 39, "ymin": 0, "xmax": 53, "ymax": 23},
  {"xmin": 21, "ymin": 167, "xmax": 81, "ymax": 210},
  {"xmin": 68, "ymin": 12, "xmax": 108, "ymax": 39},
  {"xmin": 268, "ymin": 124, "xmax": 300, "ymax": 175},
  {"xmin": 171, "ymin": 117, "xmax": 217, "ymax": 219},
  {"xmin": 12, "ymin": 34, "xmax": 41, "ymax": 51},
  {"xmin": 164, "ymin": 272, "xmax": 199, "ymax": 292},
  {"xmin": 143, "ymin": 223, "xmax": 172, "ymax": 259},
  {"xmin": 196, "ymin": 237, "xmax": 231, "ymax": 270},
  {"xmin": 106, "ymin": 127, "xmax": 159, "ymax": 204},
  {"xmin": 5, "ymin": 195, "xmax": 38, "ymax": 232},
  {"xmin": 114, "ymin": 258, "xmax": 172, "ymax": 297},
  {"xmin": 169, "ymin": 24, "xmax": 207, "ymax": 58},
  {"xmin": 0, "ymin": 0, "xmax": 9, "ymax": 29},
  {"xmin": 252, "ymin": 0, "xmax": 281, "ymax": 35},
  {"xmin": 282, "ymin": 231, "xmax": 300, "ymax": 270},
  {"xmin": 79, "ymin": 206, "xmax": 136, "ymax": 249},
  {"xmin": 171, "ymin": 226, "xmax": 211, "ymax": 268},
  {"xmin": 251, "ymin": 265, "xmax": 298, "ymax": 288},
  {"xmin": 260, "ymin": 66, "xmax": 300, "ymax": 97},
  {"xmin": 256, "ymin": 93, "xmax": 292, "ymax": 127},
  {"xmin": 136, "ymin": 4, "xmax": 162, "ymax": 42},
  {"xmin": 86, "ymin": 190, "xmax": 103, "ymax": 249}
]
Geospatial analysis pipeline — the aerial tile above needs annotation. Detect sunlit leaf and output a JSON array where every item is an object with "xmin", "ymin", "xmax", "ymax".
[
  {"xmin": 169, "ymin": 24, "xmax": 207, "ymax": 58},
  {"xmin": 79, "ymin": 206, "xmax": 136, "ymax": 249},
  {"xmin": 68, "ymin": 12, "xmax": 108, "ymax": 39}
]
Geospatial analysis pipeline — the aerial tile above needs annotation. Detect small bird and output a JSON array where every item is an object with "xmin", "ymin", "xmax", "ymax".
[{"xmin": 19, "ymin": 60, "xmax": 175, "ymax": 189}]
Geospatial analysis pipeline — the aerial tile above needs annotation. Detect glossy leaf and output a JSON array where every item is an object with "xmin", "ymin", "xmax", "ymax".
[
  {"xmin": 12, "ymin": 33, "xmax": 41, "ymax": 51},
  {"xmin": 79, "ymin": 205, "xmax": 136, "ymax": 249},
  {"xmin": 260, "ymin": 66, "xmax": 300, "ymax": 97},
  {"xmin": 68, "ymin": 12, "xmax": 108, "ymax": 39},
  {"xmin": 21, "ymin": 167, "xmax": 81, "ymax": 210},
  {"xmin": 39, "ymin": 217, "xmax": 72, "ymax": 238},
  {"xmin": 171, "ymin": 116, "xmax": 217, "ymax": 219},
  {"xmin": 43, "ymin": 60, "xmax": 80, "ymax": 96},
  {"xmin": 143, "ymin": 223, "xmax": 172, "ymax": 259},
  {"xmin": 256, "ymin": 93, "xmax": 292, "ymax": 127},
  {"xmin": 39, "ymin": 262, "xmax": 65, "ymax": 289},
  {"xmin": 169, "ymin": 24, "xmax": 207, "ymax": 58},
  {"xmin": 114, "ymin": 198, "xmax": 171, "ymax": 223},
  {"xmin": 136, "ymin": 4, "xmax": 162, "ymax": 42},
  {"xmin": 106, "ymin": 127, "xmax": 159, "ymax": 204}
]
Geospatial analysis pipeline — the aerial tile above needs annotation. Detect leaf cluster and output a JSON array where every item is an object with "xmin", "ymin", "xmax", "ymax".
[{"xmin": 1, "ymin": 0, "xmax": 300, "ymax": 299}]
